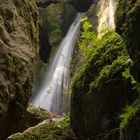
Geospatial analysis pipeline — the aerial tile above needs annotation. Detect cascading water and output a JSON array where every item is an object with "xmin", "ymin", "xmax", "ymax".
[
  {"xmin": 97, "ymin": 0, "xmax": 117, "ymax": 31},
  {"xmin": 108, "ymin": 0, "xmax": 116, "ymax": 28},
  {"xmin": 31, "ymin": 13, "xmax": 82, "ymax": 115}
]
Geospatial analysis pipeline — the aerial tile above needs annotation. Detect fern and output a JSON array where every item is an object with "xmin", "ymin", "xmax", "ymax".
[
  {"xmin": 122, "ymin": 68, "xmax": 137, "ymax": 85},
  {"xmin": 122, "ymin": 68, "xmax": 140, "ymax": 93},
  {"xmin": 120, "ymin": 105, "xmax": 138, "ymax": 129},
  {"xmin": 79, "ymin": 16, "xmax": 97, "ymax": 59}
]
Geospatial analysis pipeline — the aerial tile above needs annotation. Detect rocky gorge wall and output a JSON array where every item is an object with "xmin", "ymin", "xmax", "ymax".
[
  {"xmin": 0, "ymin": 0, "xmax": 39, "ymax": 139},
  {"xmin": 0, "ymin": 0, "xmax": 85, "ymax": 139},
  {"xmin": 1, "ymin": 0, "xmax": 140, "ymax": 140},
  {"xmin": 70, "ymin": 0, "xmax": 140, "ymax": 140},
  {"xmin": 39, "ymin": 3, "xmax": 76, "ymax": 62}
]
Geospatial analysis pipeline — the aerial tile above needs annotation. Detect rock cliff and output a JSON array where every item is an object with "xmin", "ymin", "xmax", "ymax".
[
  {"xmin": 0, "ymin": 0, "xmax": 39, "ymax": 139},
  {"xmin": 70, "ymin": 0, "xmax": 140, "ymax": 139}
]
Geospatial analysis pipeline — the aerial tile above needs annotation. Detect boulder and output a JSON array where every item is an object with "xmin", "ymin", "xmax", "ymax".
[{"xmin": 70, "ymin": 30, "xmax": 132, "ymax": 139}]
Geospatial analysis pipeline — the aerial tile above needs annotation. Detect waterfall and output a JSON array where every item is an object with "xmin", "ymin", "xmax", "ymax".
[
  {"xmin": 108, "ymin": 0, "xmax": 116, "ymax": 28},
  {"xmin": 97, "ymin": 0, "xmax": 117, "ymax": 32},
  {"xmin": 31, "ymin": 13, "xmax": 82, "ymax": 115}
]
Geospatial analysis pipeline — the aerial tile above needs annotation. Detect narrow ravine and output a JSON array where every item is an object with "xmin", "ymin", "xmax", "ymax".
[
  {"xmin": 31, "ymin": 13, "xmax": 82, "ymax": 115},
  {"xmin": 1, "ymin": 0, "xmax": 140, "ymax": 140}
]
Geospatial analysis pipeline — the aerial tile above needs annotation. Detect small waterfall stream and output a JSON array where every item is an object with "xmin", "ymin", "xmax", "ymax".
[
  {"xmin": 31, "ymin": 14, "xmax": 82, "ymax": 115},
  {"xmin": 97, "ymin": 0, "xmax": 117, "ymax": 31}
]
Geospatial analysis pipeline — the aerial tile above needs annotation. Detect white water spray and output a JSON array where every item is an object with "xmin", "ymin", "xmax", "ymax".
[
  {"xmin": 32, "ymin": 14, "xmax": 82, "ymax": 114},
  {"xmin": 97, "ymin": 0, "xmax": 117, "ymax": 32}
]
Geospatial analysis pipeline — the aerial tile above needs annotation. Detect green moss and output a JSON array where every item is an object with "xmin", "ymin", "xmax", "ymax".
[
  {"xmin": 8, "ymin": 123, "xmax": 62, "ymax": 140},
  {"xmin": 90, "ymin": 55, "xmax": 128, "ymax": 90},
  {"xmin": 72, "ymin": 30, "xmax": 128, "ymax": 92},
  {"xmin": 70, "ymin": 29, "xmax": 131, "ymax": 139},
  {"xmin": 8, "ymin": 115, "xmax": 75, "ymax": 140},
  {"xmin": 27, "ymin": 105, "xmax": 52, "ymax": 121},
  {"xmin": 0, "ymin": 8, "xmax": 15, "ymax": 32},
  {"xmin": 115, "ymin": 0, "xmax": 140, "ymax": 62},
  {"xmin": 120, "ymin": 105, "xmax": 138, "ymax": 129},
  {"xmin": 115, "ymin": 0, "xmax": 136, "ymax": 34},
  {"xmin": 58, "ymin": 114, "xmax": 70, "ymax": 129},
  {"xmin": 122, "ymin": 97, "xmax": 140, "ymax": 133},
  {"xmin": 6, "ymin": 52, "xmax": 25, "ymax": 100},
  {"xmin": 13, "ymin": 0, "xmax": 39, "ymax": 46}
]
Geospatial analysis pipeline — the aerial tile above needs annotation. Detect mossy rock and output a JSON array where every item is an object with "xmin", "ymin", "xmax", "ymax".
[
  {"xmin": 43, "ymin": 3, "xmax": 76, "ymax": 46},
  {"xmin": 5, "ymin": 104, "xmax": 55, "ymax": 136},
  {"xmin": 8, "ymin": 115, "xmax": 76, "ymax": 140},
  {"xmin": 8, "ymin": 122, "xmax": 63, "ymax": 140},
  {"xmin": 0, "ymin": 0, "xmax": 39, "ymax": 139},
  {"xmin": 115, "ymin": 0, "xmax": 140, "ymax": 77},
  {"xmin": 70, "ymin": 30, "xmax": 133, "ymax": 139},
  {"xmin": 118, "ymin": 97, "xmax": 140, "ymax": 140}
]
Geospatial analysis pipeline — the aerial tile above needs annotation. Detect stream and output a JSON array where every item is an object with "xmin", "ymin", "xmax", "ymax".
[{"xmin": 31, "ymin": 13, "xmax": 82, "ymax": 115}]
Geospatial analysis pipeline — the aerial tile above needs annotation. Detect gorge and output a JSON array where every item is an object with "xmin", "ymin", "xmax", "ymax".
[
  {"xmin": 0, "ymin": 0, "xmax": 140, "ymax": 140},
  {"xmin": 31, "ymin": 13, "xmax": 82, "ymax": 114}
]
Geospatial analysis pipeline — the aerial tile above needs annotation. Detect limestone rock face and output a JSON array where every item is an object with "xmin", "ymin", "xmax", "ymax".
[
  {"xmin": 0, "ymin": 0, "xmax": 39, "ymax": 139},
  {"xmin": 115, "ymin": 0, "xmax": 140, "ymax": 138},
  {"xmin": 42, "ymin": 3, "xmax": 76, "ymax": 47},
  {"xmin": 70, "ymin": 31, "xmax": 132, "ymax": 139},
  {"xmin": 70, "ymin": 0, "xmax": 140, "ymax": 139},
  {"xmin": 39, "ymin": 3, "xmax": 76, "ymax": 62},
  {"xmin": 115, "ymin": 0, "xmax": 140, "ymax": 81}
]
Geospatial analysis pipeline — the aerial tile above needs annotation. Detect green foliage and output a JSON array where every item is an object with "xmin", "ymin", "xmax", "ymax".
[
  {"xmin": 90, "ymin": 56, "xmax": 128, "ymax": 89},
  {"xmin": 79, "ymin": 16, "xmax": 97, "ymax": 59},
  {"xmin": 119, "ymin": 68, "xmax": 140, "ymax": 129},
  {"xmin": 72, "ymin": 30, "xmax": 128, "ymax": 91},
  {"xmin": 46, "ymin": 18, "xmax": 62, "ymax": 46},
  {"xmin": 119, "ymin": 105, "xmax": 138, "ymax": 129},
  {"xmin": 66, "ymin": 90, "xmax": 72, "ymax": 97},
  {"xmin": 13, "ymin": 0, "xmax": 38, "ymax": 42},
  {"xmin": 47, "ymin": 19, "xmax": 61, "ymax": 33},
  {"xmin": 122, "ymin": 68, "xmax": 137, "ymax": 85},
  {"xmin": 122, "ymin": 68, "xmax": 140, "ymax": 93},
  {"xmin": 58, "ymin": 114, "xmax": 70, "ymax": 129}
]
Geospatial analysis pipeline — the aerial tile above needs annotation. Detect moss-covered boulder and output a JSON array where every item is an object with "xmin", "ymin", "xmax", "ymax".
[
  {"xmin": 8, "ymin": 114, "xmax": 76, "ymax": 140},
  {"xmin": 70, "ymin": 30, "xmax": 133, "ymax": 139},
  {"xmin": 0, "ymin": 0, "xmax": 39, "ymax": 139},
  {"xmin": 6, "ymin": 104, "xmax": 55, "ymax": 137}
]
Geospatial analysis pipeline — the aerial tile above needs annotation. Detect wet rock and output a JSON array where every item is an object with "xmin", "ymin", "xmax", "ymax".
[
  {"xmin": 70, "ymin": 30, "xmax": 132, "ymax": 139},
  {"xmin": 38, "ymin": 3, "xmax": 76, "ymax": 62},
  {"xmin": 0, "ymin": 0, "xmax": 39, "ymax": 139}
]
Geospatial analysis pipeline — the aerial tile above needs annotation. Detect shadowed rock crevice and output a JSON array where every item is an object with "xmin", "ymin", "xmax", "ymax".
[{"xmin": 36, "ymin": 0, "xmax": 94, "ymax": 12}]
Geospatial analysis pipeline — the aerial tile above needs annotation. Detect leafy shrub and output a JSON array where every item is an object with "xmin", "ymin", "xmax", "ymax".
[
  {"xmin": 120, "ymin": 105, "xmax": 138, "ymax": 129},
  {"xmin": 58, "ymin": 114, "xmax": 70, "ymax": 129},
  {"xmin": 79, "ymin": 16, "xmax": 97, "ymax": 59}
]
